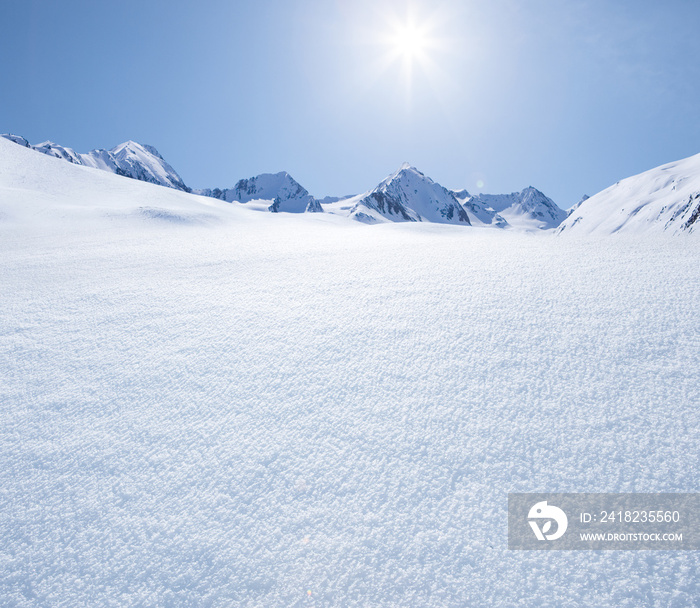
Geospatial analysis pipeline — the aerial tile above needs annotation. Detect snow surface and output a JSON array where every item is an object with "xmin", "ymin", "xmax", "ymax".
[
  {"xmin": 558, "ymin": 153, "xmax": 700, "ymax": 236},
  {"xmin": 1, "ymin": 137, "xmax": 699, "ymax": 606}
]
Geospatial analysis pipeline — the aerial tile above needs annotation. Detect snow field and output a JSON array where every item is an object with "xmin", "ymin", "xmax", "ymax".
[{"xmin": 1, "ymin": 217, "xmax": 698, "ymax": 607}]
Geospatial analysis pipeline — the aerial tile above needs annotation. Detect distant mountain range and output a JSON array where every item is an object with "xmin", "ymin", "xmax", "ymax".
[
  {"xmin": 1, "ymin": 135, "xmax": 189, "ymax": 192},
  {"xmin": 1, "ymin": 134, "xmax": 564, "ymax": 230},
  {"xmin": 455, "ymin": 187, "xmax": 566, "ymax": 229},
  {"xmin": 193, "ymin": 173, "xmax": 323, "ymax": 213},
  {"xmin": 3, "ymin": 133, "xmax": 698, "ymax": 234}
]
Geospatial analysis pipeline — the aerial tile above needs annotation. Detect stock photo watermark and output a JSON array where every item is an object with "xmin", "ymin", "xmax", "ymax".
[{"xmin": 508, "ymin": 493, "xmax": 700, "ymax": 550}]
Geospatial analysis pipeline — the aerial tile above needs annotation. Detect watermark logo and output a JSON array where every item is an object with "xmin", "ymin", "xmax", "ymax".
[
  {"xmin": 528, "ymin": 501, "xmax": 568, "ymax": 541},
  {"xmin": 509, "ymin": 493, "xmax": 699, "ymax": 550}
]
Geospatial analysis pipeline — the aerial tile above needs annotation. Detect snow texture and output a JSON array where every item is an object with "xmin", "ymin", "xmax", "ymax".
[
  {"xmin": 558, "ymin": 152, "xmax": 700, "ymax": 235},
  {"xmin": 1, "ymin": 137, "xmax": 699, "ymax": 607}
]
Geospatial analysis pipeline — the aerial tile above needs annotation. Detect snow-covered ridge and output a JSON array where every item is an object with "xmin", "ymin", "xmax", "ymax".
[
  {"xmin": 1, "ymin": 134, "xmax": 190, "ymax": 192},
  {"xmin": 454, "ymin": 186, "xmax": 566, "ymax": 230},
  {"xmin": 194, "ymin": 172, "xmax": 323, "ymax": 213},
  {"xmin": 567, "ymin": 194, "xmax": 589, "ymax": 217},
  {"xmin": 557, "ymin": 152, "xmax": 700, "ymax": 235},
  {"xmin": 0, "ymin": 133, "xmax": 568, "ymax": 229},
  {"xmin": 0, "ymin": 135, "xmax": 240, "ymax": 231}
]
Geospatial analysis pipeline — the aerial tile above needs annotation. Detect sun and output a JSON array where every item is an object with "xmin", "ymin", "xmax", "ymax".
[
  {"xmin": 390, "ymin": 21, "xmax": 429, "ymax": 61},
  {"xmin": 360, "ymin": 3, "xmax": 454, "ymax": 107}
]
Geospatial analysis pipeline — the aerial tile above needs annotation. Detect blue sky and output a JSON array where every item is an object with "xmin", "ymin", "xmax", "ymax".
[{"xmin": 2, "ymin": 0, "xmax": 699, "ymax": 207}]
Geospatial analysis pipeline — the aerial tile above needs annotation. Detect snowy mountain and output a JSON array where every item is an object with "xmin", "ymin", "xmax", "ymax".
[
  {"xmin": 557, "ymin": 152, "xmax": 700, "ymax": 235},
  {"xmin": 0, "ymin": 134, "xmax": 190, "ymax": 192},
  {"xmin": 0, "ymin": 134, "xmax": 237, "ymax": 232},
  {"xmin": 0, "ymin": 134, "xmax": 31, "ymax": 148},
  {"xmin": 455, "ymin": 187, "xmax": 566, "ymax": 230},
  {"xmin": 451, "ymin": 189, "xmax": 508, "ymax": 228},
  {"xmin": 11, "ymin": 132, "xmax": 698, "ymax": 235},
  {"xmin": 99, "ymin": 141, "xmax": 190, "ymax": 192},
  {"xmin": 1, "ymin": 134, "xmax": 565, "ymax": 226},
  {"xmin": 328, "ymin": 163, "xmax": 470, "ymax": 225},
  {"xmin": 1, "ymin": 134, "xmax": 325, "ymax": 214},
  {"xmin": 316, "ymin": 194, "xmax": 356, "ymax": 206},
  {"xmin": 194, "ymin": 171, "xmax": 323, "ymax": 213}
]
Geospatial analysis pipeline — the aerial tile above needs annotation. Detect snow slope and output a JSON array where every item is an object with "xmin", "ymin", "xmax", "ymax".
[
  {"xmin": 0, "ymin": 137, "xmax": 229, "ymax": 229},
  {"xmin": 567, "ymin": 194, "xmax": 590, "ymax": 217},
  {"xmin": 457, "ymin": 187, "xmax": 566, "ymax": 230},
  {"xmin": 328, "ymin": 164, "xmax": 470, "ymax": 225},
  {"xmin": 558, "ymin": 152, "xmax": 700, "ymax": 236},
  {"xmin": 194, "ymin": 171, "xmax": 323, "ymax": 213},
  {"xmin": 1, "ymin": 137, "xmax": 699, "ymax": 607},
  {"xmin": 1, "ymin": 134, "xmax": 190, "ymax": 192}
]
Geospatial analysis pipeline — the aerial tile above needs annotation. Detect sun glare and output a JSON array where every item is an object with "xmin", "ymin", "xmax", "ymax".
[
  {"xmin": 391, "ymin": 22, "xmax": 429, "ymax": 61},
  {"xmin": 380, "ymin": 8, "xmax": 438, "ymax": 93},
  {"xmin": 357, "ymin": 2, "xmax": 457, "ymax": 109}
]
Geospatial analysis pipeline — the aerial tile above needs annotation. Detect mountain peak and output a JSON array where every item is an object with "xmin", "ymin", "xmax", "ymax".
[
  {"xmin": 462, "ymin": 186, "xmax": 565, "ymax": 229},
  {"xmin": 349, "ymin": 165, "xmax": 470, "ymax": 226},
  {"xmin": 111, "ymin": 140, "xmax": 155, "ymax": 155},
  {"xmin": 111, "ymin": 139, "xmax": 139, "ymax": 151},
  {"xmin": 395, "ymin": 162, "xmax": 423, "ymax": 177},
  {"xmin": 1, "ymin": 135, "xmax": 191, "ymax": 192},
  {"xmin": 379, "ymin": 164, "xmax": 429, "ymax": 190},
  {"xmin": 196, "ymin": 170, "xmax": 318, "ymax": 214},
  {"xmin": 1, "ymin": 133, "xmax": 30, "ymax": 148},
  {"xmin": 108, "ymin": 141, "xmax": 163, "ymax": 159}
]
